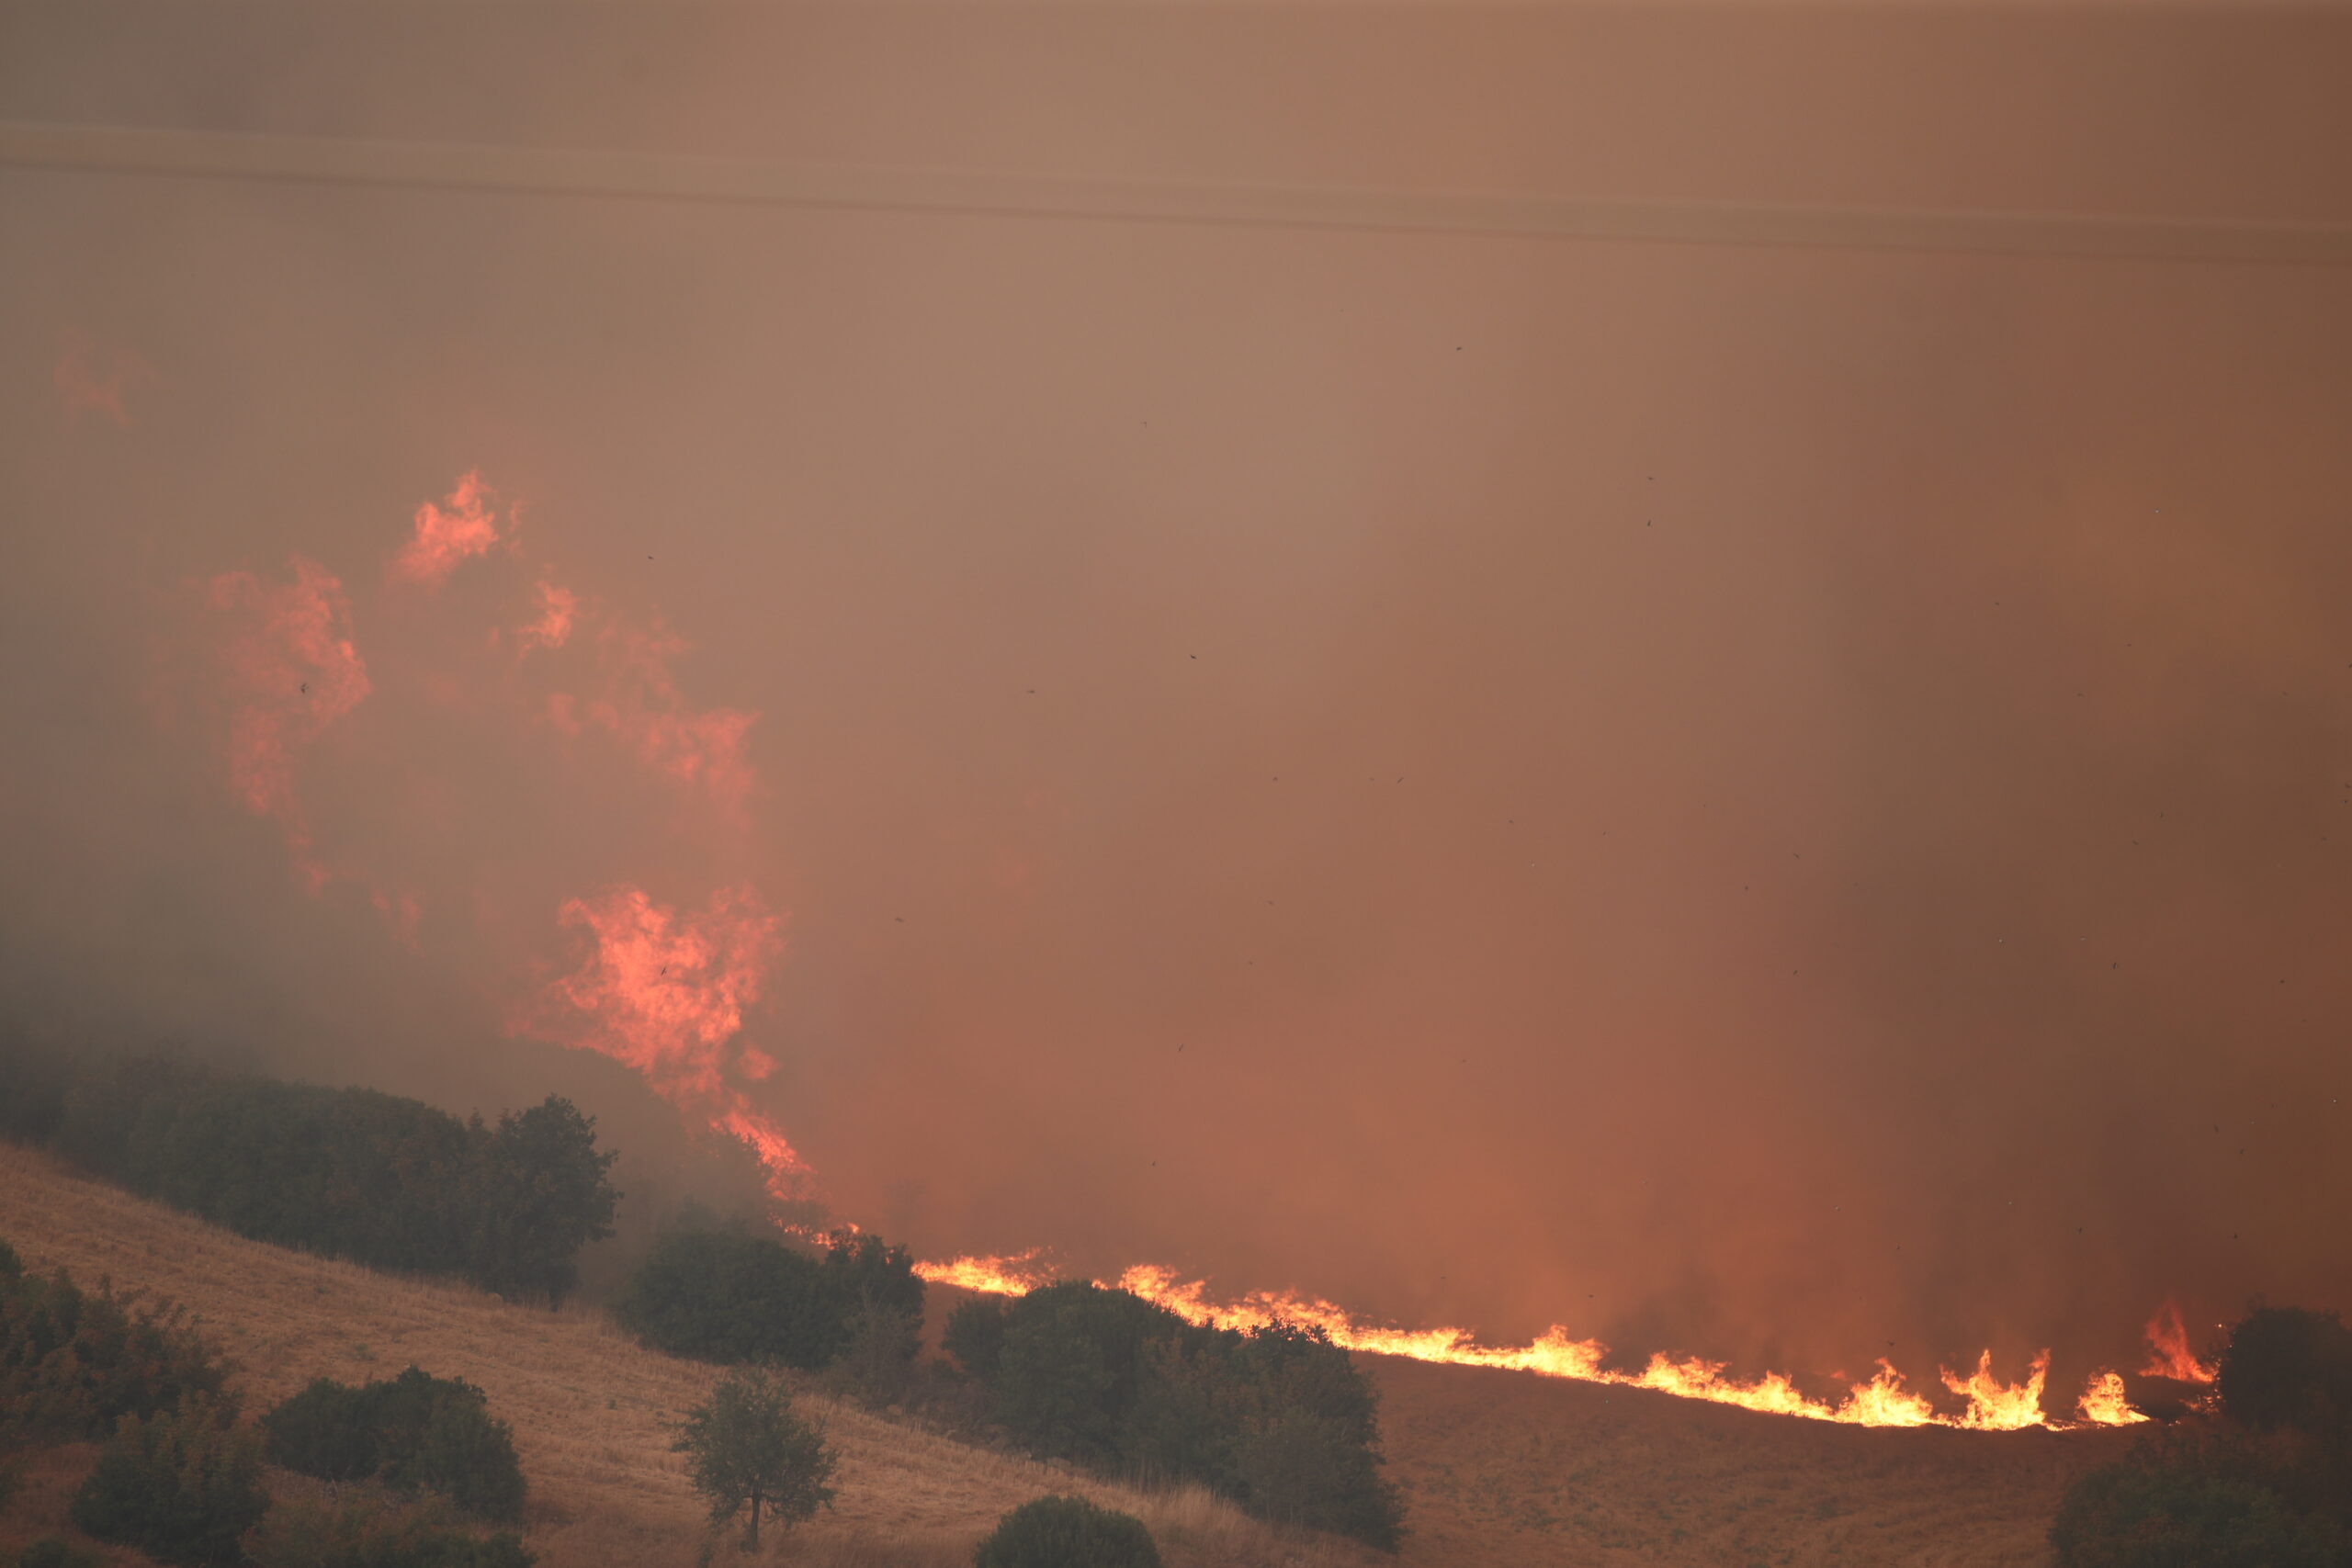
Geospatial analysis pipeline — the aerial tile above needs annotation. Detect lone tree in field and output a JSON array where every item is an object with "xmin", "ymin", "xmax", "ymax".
[{"xmin": 673, "ymin": 1367, "xmax": 838, "ymax": 1551}]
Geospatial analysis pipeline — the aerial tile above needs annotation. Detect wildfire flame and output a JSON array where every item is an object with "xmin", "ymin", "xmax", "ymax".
[
  {"xmin": 175, "ymin": 468, "xmax": 2179, "ymax": 1438},
  {"xmin": 199, "ymin": 556, "xmax": 373, "ymax": 890},
  {"xmin": 510, "ymin": 882, "xmax": 809, "ymax": 1198},
  {"xmin": 915, "ymin": 1254, "xmax": 2153, "ymax": 1429},
  {"xmin": 391, "ymin": 470, "xmax": 503, "ymax": 587},
  {"xmin": 2077, "ymin": 1371, "xmax": 2150, "ymax": 1426},
  {"xmin": 2141, "ymin": 1299, "xmax": 2219, "ymax": 1383}
]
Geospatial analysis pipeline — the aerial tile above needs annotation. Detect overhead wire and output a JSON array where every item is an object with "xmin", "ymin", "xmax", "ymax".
[{"xmin": 6, "ymin": 120, "xmax": 2351, "ymax": 267}]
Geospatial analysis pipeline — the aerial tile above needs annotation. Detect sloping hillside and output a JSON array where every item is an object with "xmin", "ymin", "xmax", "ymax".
[
  {"xmin": 1, "ymin": 1142, "xmax": 2130, "ymax": 1566},
  {"xmin": 1367, "ymin": 1356, "xmax": 2131, "ymax": 1567},
  {"xmin": 0, "ymin": 1144, "xmax": 1364, "ymax": 1568}
]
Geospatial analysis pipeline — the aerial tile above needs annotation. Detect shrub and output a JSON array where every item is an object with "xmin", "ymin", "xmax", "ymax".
[
  {"xmin": 2218, "ymin": 1307, "xmax": 2352, "ymax": 1440},
  {"xmin": 614, "ymin": 1229, "xmax": 841, "ymax": 1368},
  {"xmin": 0, "ymin": 1268, "xmax": 229, "ymax": 1441},
  {"xmin": 17, "ymin": 1540, "xmax": 100, "ymax": 1568},
  {"xmin": 965, "ymin": 1287, "xmax": 1404, "ymax": 1550},
  {"xmin": 991, "ymin": 1284, "xmax": 1192, "ymax": 1465},
  {"xmin": 68, "ymin": 1398, "xmax": 268, "ymax": 1568},
  {"xmin": 828, "ymin": 1296, "xmax": 923, "ymax": 1406},
  {"xmin": 0, "ymin": 1237, "xmax": 20, "ymax": 1280},
  {"xmin": 971, "ymin": 1495, "xmax": 1162, "ymax": 1568},
  {"xmin": 264, "ymin": 1378, "xmax": 386, "ymax": 1480},
  {"xmin": 2052, "ymin": 1452, "xmax": 2351, "ymax": 1568},
  {"xmin": 264, "ymin": 1368, "xmax": 525, "ymax": 1523},
  {"xmin": 244, "ymin": 1492, "xmax": 535, "ymax": 1568},
  {"xmin": 944, "ymin": 1298, "xmax": 1011, "ymax": 1381}
]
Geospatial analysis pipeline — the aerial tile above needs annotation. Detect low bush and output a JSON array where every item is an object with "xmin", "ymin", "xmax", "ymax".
[
  {"xmin": 17, "ymin": 1540, "xmax": 100, "ymax": 1568},
  {"xmin": 972, "ymin": 1495, "xmax": 1162, "ymax": 1568},
  {"xmin": 2052, "ymin": 1442, "xmax": 2351, "ymax": 1568},
  {"xmin": 0, "ymin": 1266, "xmax": 228, "ymax": 1441},
  {"xmin": 68, "ymin": 1397, "xmax": 268, "ymax": 1568},
  {"xmin": 244, "ymin": 1492, "xmax": 535, "ymax": 1568},
  {"xmin": 264, "ymin": 1368, "xmax": 525, "ymax": 1523},
  {"xmin": 958, "ymin": 1284, "xmax": 1404, "ymax": 1551}
]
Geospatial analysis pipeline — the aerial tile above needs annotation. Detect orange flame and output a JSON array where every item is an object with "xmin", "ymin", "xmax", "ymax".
[
  {"xmin": 391, "ymin": 470, "xmax": 502, "ymax": 587},
  {"xmin": 2077, "ymin": 1371, "xmax": 2151, "ymax": 1426},
  {"xmin": 548, "ymin": 622, "xmax": 755, "ymax": 820},
  {"xmin": 200, "ymin": 557, "xmax": 372, "ymax": 889},
  {"xmin": 1940, "ymin": 1349, "xmax": 2050, "ymax": 1430},
  {"xmin": 918, "ymin": 1255, "xmax": 2133, "ymax": 1429},
  {"xmin": 518, "ymin": 580, "xmax": 578, "ymax": 652},
  {"xmin": 512, "ymin": 884, "xmax": 808, "ymax": 1196},
  {"xmin": 2140, "ymin": 1299, "xmax": 2218, "ymax": 1383}
]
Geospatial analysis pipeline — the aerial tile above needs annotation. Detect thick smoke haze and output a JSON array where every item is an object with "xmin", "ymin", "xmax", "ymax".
[{"xmin": 4, "ymin": 2, "xmax": 2350, "ymax": 1401}]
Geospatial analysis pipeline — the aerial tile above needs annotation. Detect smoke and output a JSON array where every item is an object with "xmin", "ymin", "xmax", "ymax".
[{"xmin": 3, "ymin": 1, "xmax": 2350, "ymax": 1400}]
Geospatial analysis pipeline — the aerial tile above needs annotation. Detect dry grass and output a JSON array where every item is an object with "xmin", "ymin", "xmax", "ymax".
[
  {"xmin": 1369, "ymin": 1355, "xmax": 2135, "ymax": 1567},
  {"xmin": 0, "ymin": 1142, "xmax": 2131, "ymax": 1566}
]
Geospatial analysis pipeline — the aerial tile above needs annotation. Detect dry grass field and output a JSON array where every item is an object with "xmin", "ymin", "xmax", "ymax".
[{"xmin": 0, "ymin": 1142, "xmax": 2132, "ymax": 1566}]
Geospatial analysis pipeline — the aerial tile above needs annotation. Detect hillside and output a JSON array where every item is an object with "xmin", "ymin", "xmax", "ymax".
[{"xmin": 0, "ymin": 1143, "xmax": 2132, "ymax": 1566}]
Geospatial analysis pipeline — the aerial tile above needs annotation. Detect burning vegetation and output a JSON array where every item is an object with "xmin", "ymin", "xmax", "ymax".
[{"xmin": 123, "ymin": 469, "xmax": 2239, "ymax": 1438}]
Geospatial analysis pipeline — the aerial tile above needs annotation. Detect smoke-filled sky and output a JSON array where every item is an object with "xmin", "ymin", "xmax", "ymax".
[{"xmin": 5, "ymin": 1, "xmax": 2351, "ymax": 1401}]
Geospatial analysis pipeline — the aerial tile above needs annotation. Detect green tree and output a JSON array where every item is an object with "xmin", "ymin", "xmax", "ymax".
[
  {"xmin": 2218, "ymin": 1306, "xmax": 2352, "ymax": 1440},
  {"xmin": 672, "ymin": 1368, "xmax": 837, "ymax": 1552},
  {"xmin": 464, "ymin": 1098, "xmax": 621, "ymax": 1308},
  {"xmin": 263, "ymin": 1368, "xmax": 526, "ymax": 1523},
  {"xmin": 971, "ymin": 1495, "xmax": 1162, "ymax": 1568},
  {"xmin": 614, "ymin": 1230, "xmax": 842, "ymax": 1368},
  {"xmin": 69, "ymin": 1397, "xmax": 267, "ymax": 1568}
]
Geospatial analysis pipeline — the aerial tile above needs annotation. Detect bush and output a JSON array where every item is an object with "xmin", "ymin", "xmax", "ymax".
[
  {"xmin": 972, "ymin": 1495, "xmax": 1162, "ymax": 1568},
  {"xmin": 68, "ymin": 1398, "xmax": 268, "ymax": 1568},
  {"xmin": 2052, "ymin": 1450, "xmax": 2352, "ymax": 1568},
  {"xmin": 264, "ymin": 1368, "xmax": 525, "ymax": 1523},
  {"xmin": 2219, "ymin": 1307, "xmax": 2352, "ymax": 1440},
  {"xmin": 0, "ymin": 1267, "xmax": 229, "ymax": 1441},
  {"xmin": 17, "ymin": 1540, "xmax": 100, "ymax": 1568},
  {"xmin": 990, "ymin": 1284, "xmax": 1192, "ymax": 1466},
  {"xmin": 963, "ymin": 1285, "xmax": 1403, "ymax": 1550},
  {"xmin": 244, "ymin": 1493, "xmax": 535, "ymax": 1568},
  {"xmin": 614, "ymin": 1229, "xmax": 839, "ymax": 1366},
  {"xmin": 944, "ymin": 1298, "xmax": 1011, "ymax": 1381}
]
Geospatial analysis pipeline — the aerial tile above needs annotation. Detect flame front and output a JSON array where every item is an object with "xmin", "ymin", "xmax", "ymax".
[{"xmin": 918, "ymin": 1256, "xmax": 2144, "ymax": 1429}]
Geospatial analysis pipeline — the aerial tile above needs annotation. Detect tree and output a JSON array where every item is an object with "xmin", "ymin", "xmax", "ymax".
[
  {"xmin": 673, "ymin": 1368, "xmax": 837, "ymax": 1551},
  {"xmin": 69, "ymin": 1397, "xmax": 268, "ymax": 1568},
  {"xmin": 464, "ymin": 1097, "xmax": 621, "ymax": 1308}
]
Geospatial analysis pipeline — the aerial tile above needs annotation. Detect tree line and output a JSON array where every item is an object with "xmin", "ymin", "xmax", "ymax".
[{"xmin": 0, "ymin": 1043, "xmax": 618, "ymax": 1306}]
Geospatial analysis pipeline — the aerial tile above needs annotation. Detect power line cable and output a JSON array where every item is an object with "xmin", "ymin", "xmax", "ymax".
[{"xmin": 5, "ymin": 120, "xmax": 2350, "ymax": 267}]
